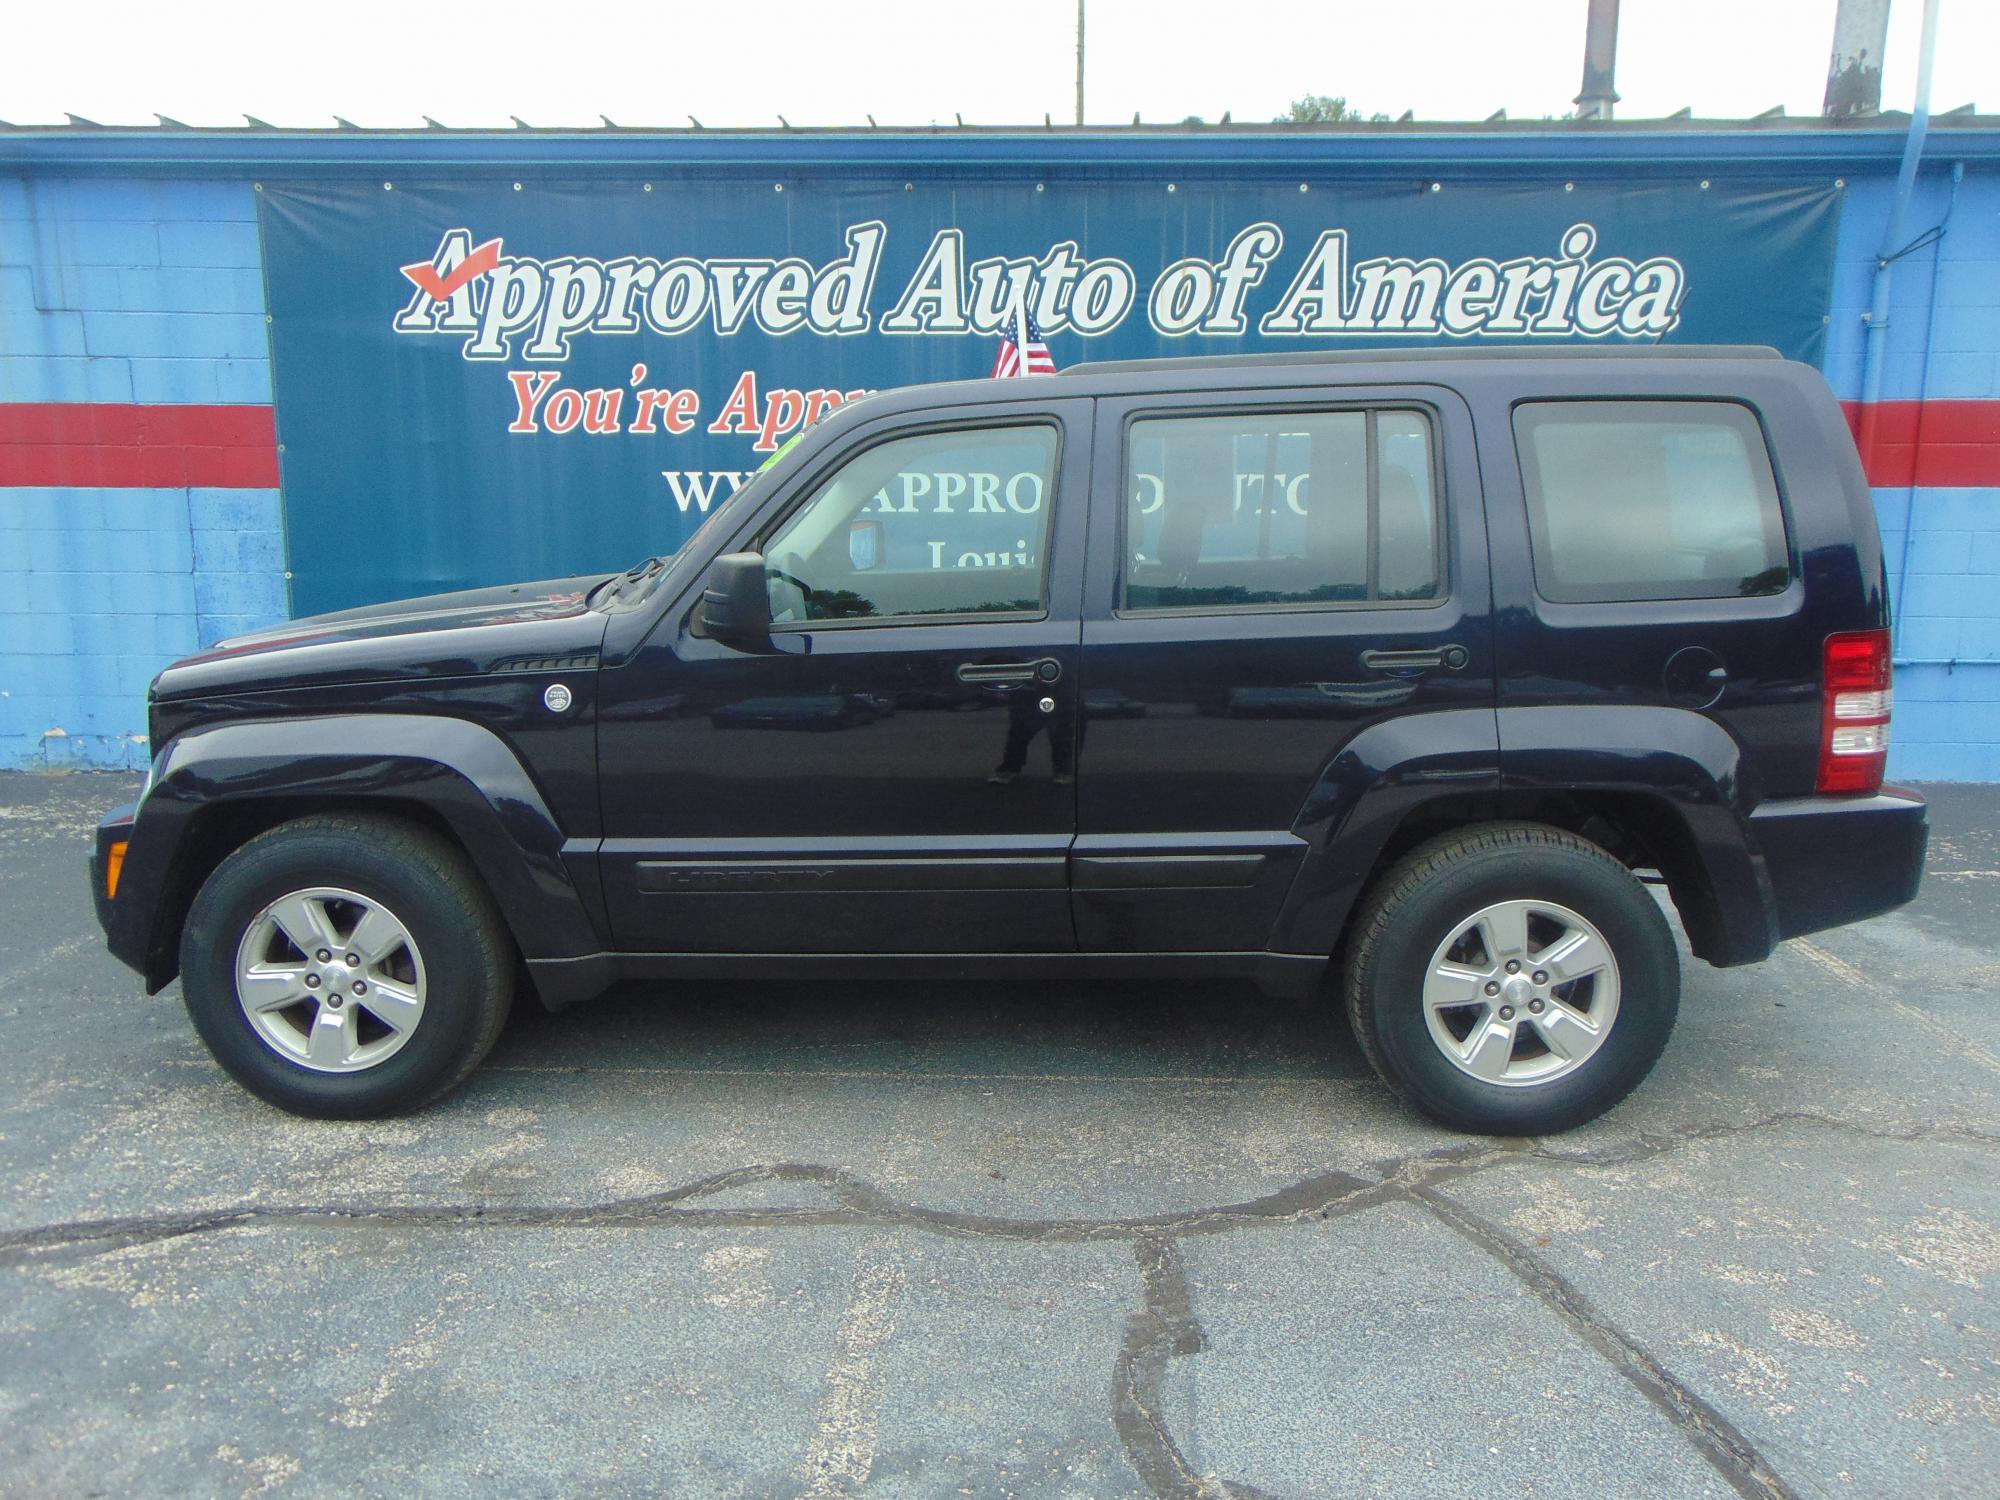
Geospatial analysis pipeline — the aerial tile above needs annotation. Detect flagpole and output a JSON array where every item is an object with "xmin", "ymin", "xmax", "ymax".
[
  {"xmin": 1015, "ymin": 277, "xmax": 1031, "ymax": 376},
  {"xmin": 1075, "ymin": 0, "xmax": 1086, "ymax": 127}
]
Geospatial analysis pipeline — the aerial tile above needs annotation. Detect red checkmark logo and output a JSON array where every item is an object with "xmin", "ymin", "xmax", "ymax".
[{"xmin": 401, "ymin": 236, "xmax": 503, "ymax": 301}]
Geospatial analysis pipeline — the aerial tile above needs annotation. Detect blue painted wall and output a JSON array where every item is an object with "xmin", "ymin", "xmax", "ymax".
[
  {"xmin": 0, "ymin": 177, "xmax": 286, "ymax": 768},
  {"xmin": 2, "ymin": 144, "xmax": 1998, "ymax": 777},
  {"xmin": 1825, "ymin": 169, "xmax": 2000, "ymax": 781}
]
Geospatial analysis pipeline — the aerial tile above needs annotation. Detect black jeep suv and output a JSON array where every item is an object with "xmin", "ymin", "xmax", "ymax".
[{"xmin": 89, "ymin": 347, "xmax": 1927, "ymax": 1133}]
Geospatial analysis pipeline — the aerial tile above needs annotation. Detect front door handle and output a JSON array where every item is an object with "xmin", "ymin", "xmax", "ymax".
[
  {"xmin": 1360, "ymin": 645, "xmax": 1469, "ymax": 673},
  {"xmin": 957, "ymin": 658, "xmax": 1062, "ymax": 685}
]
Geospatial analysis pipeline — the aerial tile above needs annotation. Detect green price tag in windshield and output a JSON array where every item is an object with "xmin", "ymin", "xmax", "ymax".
[{"xmin": 758, "ymin": 432, "xmax": 804, "ymax": 473}]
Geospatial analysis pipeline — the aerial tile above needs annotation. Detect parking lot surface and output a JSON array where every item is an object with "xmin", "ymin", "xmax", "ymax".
[{"xmin": 2, "ymin": 772, "xmax": 1996, "ymax": 1499}]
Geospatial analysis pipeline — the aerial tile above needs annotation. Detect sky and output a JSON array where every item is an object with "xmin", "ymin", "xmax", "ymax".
[{"xmin": 0, "ymin": 0, "xmax": 1990, "ymax": 129}]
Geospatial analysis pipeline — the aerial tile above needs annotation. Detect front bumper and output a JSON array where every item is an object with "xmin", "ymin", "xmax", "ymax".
[
  {"xmin": 1749, "ymin": 787, "xmax": 1929, "ymax": 942},
  {"xmin": 88, "ymin": 801, "xmax": 146, "ymax": 977}
]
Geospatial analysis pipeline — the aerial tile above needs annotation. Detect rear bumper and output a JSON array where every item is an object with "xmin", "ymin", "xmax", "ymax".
[{"xmin": 1748, "ymin": 787, "xmax": 1928, "ymax": 943}]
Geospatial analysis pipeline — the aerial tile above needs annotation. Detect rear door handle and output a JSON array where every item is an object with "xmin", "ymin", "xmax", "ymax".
[
  {"xmin": 957, "ymin": 658, "xmax": 1062, "ymax": 685},
  {"xmin": 1360, "ymin": 645, "xmax": 1468, "ymax": 673}
]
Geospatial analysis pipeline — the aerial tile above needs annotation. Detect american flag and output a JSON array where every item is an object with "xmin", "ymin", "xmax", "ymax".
[{"xmin": 992, "ymin": 306, "xmax": 1057, "ymax": 378}]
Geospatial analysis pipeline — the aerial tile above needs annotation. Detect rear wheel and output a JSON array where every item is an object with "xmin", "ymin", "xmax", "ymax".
[
  {"xmin": 180, "ymin": 814, "xmax": 514, "ymax": 1118},
  {"xmin": 1343, "ymin": 823, "xmax": 1679, "ymax": 1135}
]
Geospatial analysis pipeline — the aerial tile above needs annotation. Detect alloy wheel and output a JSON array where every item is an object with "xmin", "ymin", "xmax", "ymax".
[
  {"xmin": 233, "ymin": 886, "xmax": 428, "ymax": 1073},
  {"xmin": 1421, "ymin": 897, "xmax": 1621, "ymax": 1087}
]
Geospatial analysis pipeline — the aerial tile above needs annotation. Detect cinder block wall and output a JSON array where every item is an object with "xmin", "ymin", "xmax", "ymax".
[
  {"xmin": 1826, "ymin": 170, "xmax": 2000, "ymax": 781},
  {"xmin": 0, "ymin": 178, "xmax": 285, "ymax": 768}
]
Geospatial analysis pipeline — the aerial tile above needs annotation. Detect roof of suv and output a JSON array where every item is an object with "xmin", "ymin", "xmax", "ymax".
[
  {"xmin": 1066, "ymin": 344, "xmax": 1784, "ymax": 376},
  {"xmin": 839, "ymin": 343, "xmax": 1796, "ymax": 421}
]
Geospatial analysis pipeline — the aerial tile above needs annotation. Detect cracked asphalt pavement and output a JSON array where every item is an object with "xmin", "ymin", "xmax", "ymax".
[{"xmin": 2, "ymin": 773, "xmax": 1996, "ymax": 1499}]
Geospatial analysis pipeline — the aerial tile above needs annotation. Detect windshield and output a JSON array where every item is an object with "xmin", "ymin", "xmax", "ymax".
[
  {"xmin": 593, "ymin": 431, "xmax": 816, "ymax": 608},
  {"xmin": 671, "ymin": 491, "xmax": 741, "ymax": 563}
]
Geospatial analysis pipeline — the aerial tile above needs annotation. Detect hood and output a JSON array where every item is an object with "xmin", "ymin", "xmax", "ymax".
[{"xmin": 151, "ymin": 574, "xmax": 615, "ymax": 702}]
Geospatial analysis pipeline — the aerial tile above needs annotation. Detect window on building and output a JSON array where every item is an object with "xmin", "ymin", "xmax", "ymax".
[
  {"xmin": 1513, "ymin": 400, "xmax": 1791, "ymax": 604},
  {"xmin": 1121, "ymin": 408, "xmax": 1440, "ymax": 613},
  {"xmin": 761, "ymin": 424, "xmax": 1060, "ymax": 624}
]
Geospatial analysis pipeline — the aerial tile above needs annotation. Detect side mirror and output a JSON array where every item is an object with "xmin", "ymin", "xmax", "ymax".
[{"xmin": 699, "ymin": 552, "xmax": 773, "ymax": 650}]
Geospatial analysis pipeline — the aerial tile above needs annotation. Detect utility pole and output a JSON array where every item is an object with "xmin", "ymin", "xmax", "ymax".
[
  {"xmin": 1075, "ymin": 0, "xmax": 1086, "ymax": 126},
  {"xmin": 1823, "ymin": 0, "xmax": 1891, "ymax": 118},
  {"xmin": 1573, "ymin": 0, "xmax": 1621, "ymax": 120}
]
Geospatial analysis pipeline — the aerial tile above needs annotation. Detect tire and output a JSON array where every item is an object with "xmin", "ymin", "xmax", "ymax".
[
  {"xmin": 1342, "ymin": 822, "xmax": 1678, "ymax": 1135},
  {"xmin": 180, "ymin": 813, "xmax": 515, "ymax": 1118}
]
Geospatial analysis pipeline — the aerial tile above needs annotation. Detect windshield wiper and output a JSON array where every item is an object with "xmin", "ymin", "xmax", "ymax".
[
  {"xmin": 589, "ymin": 556, "xmax": 664, "ymax": 608},
  {"xmin": 593, "ymin": 555, "xmax": 668, "ymax": 604}
]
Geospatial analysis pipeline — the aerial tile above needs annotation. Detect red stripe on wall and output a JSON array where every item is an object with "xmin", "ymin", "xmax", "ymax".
[
  {"xmin": 0, "ymin": 403, "xmax": 278, "ymax": 488},
  {"xmin": 2, "ymin": 398, "xmax": 1994, "ymax": 492},
  {"xmin": 1840, "ymin": 399, "xmax": 2000, "ymax": 488}
]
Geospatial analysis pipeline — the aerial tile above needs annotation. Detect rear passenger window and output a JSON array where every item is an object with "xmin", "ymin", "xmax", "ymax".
[
  {"xmin": 1513, "ymin": 401, "xmax": 1790, "ymax": 604},
  {"xmin": 1122, "ymin": 408, "xmax": 1440, "ymax": 613}
]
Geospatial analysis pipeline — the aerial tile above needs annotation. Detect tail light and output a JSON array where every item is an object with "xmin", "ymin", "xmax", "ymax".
[{"xmin": 1817, "ymin": 629, "xmax": 1891, "ymax": 794}]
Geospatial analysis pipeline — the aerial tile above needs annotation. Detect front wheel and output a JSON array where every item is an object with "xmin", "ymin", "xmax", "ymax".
[
  {"xmin": 180, "ymin": 813, "xmax": 515, "ymax": 1118},
  {"xmin": 1342, "ymin": 823, "xmax": 1679, "ymax": 1135}
]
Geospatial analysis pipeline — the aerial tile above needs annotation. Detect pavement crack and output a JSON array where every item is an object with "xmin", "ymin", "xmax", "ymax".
[
  {"xmin": 2, "ymin": 1102, "xmax": 1986, "ymax": 1498},
  {"xmin": 0, "ymin": 1163, "xmax": 1391, "ymax": 1265},
  {"xmin": 3, "ymin": 1108, "xmax": 1988, "ymax": 1266},
  {"xmin": 1376, "ymin": 1109, "xmax": 2000, "ymax": 1192},
  {"xmin": 1111, "ymin": 1237, "xmax": 1275, "ymax": 1500},
  {"xmin": 1408, "ymin": 1183, "xmax": 1802, "ymax": 1500},
  {"xmin": 1522, "ymin": 1110, "xmax": 2000, "ymax": 1162}
]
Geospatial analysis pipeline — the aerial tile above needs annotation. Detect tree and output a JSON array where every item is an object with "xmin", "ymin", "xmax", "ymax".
[{"xmin": 1278, "ymin": 93, "xmax": 1391, "ymax": 124}]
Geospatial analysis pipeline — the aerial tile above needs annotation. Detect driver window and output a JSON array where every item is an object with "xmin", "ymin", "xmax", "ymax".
[{"xmin": 762, "ymin": 424, "xmax": 1060, "ymax": 625}]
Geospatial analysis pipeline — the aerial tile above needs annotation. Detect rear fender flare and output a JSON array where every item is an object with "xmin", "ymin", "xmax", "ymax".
[
  {"xmin": 1269, "ymin": 704, "xmax": 1778, "ymax": 967},
  {"xmin": 1494, "ymin": 704, "xmax": 1777, "ymax": 964},
  {"xmin": 1270, "ymin": 708, "xmax": 1502, "ymax": 954}
]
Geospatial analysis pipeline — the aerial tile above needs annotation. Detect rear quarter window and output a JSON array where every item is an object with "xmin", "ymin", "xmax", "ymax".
[{"xmin": 1513, "ymin": 400, "xmax": 1791, "ymax": 604}]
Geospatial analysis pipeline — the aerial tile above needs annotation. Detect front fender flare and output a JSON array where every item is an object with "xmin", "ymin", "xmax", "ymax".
[{"xmin": 112, "ymin": 714, "xmax": 602, "ymax": 989}]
